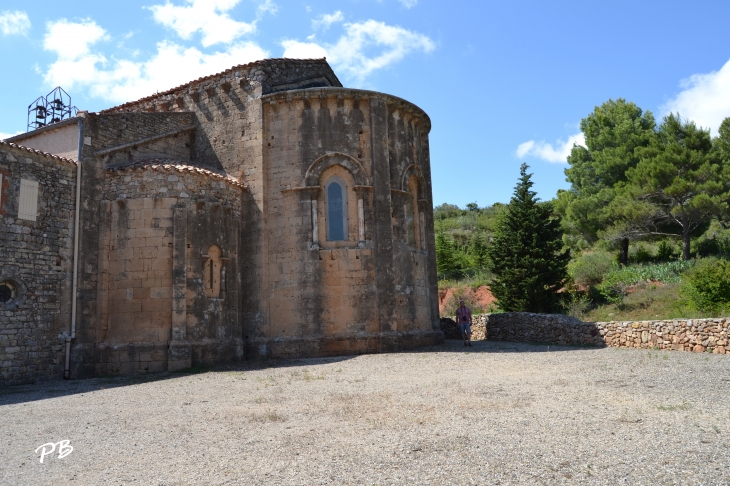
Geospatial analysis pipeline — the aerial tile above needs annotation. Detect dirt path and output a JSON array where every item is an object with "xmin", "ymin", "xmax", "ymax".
[{"xmin": 2, "ymin": 341, "xmax": 729, "ymax": 485}]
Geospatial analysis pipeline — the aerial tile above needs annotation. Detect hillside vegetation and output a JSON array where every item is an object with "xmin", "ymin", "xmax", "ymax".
[{"xmin": 437, "ymin": 99, "xmax": 730, "ymax": 320}]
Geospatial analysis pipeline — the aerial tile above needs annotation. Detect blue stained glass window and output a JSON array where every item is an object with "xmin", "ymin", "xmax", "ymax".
[{"xmin": 327, "ymin": 181, "xmax": 345, "ymax": 241}]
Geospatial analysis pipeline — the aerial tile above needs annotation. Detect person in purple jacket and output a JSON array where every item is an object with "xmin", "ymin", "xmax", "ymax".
[{"xmin": 455, "ymin": 300, "xmax": 472, "ymax": 347}]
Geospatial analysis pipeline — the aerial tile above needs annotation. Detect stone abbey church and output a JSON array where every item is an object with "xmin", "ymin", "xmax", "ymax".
[{"xmin": 0, "ymin": 58, "xmax": 442, "ymax": 385}]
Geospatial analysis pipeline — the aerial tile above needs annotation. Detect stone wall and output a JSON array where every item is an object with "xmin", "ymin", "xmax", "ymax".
[
  {"xmin": 250, "ymin": 87, "xmax": 440, "ymax": 358},
  {"xmin": 484, "ymin": 313, "xmax": 730, "ymax": 354},
  {"xmin": 440, "ymin": 316, "xmax": 487, "ymax": 341},
  {"xmin": 96, "ymin": 59, "xmax": 442, "ymax": 360},
  {"xmin": 0, "ymin": 59, "xmax": 444, "ymax": 382},
  {"xmin": 0, "ymin": 142, "xmax": 77, "ymax": 386},
  {"xmin": 90, "ymin": 162, "xmax": 245, "ymax": 374}
]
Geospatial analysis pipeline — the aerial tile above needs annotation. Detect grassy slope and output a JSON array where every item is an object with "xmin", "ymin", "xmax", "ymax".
[
  {"xmin": 578, "ymin": 282, "xmax": 728, "ymax": 322},
  {"xmin": 435, "ymin": 203, "xmax": 730, "ymax": 322}
]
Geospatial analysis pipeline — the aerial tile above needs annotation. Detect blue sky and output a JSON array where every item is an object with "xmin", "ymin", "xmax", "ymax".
[{"xmin": 1, "ymin": 0, "xmax": 730, "ymax": 207}]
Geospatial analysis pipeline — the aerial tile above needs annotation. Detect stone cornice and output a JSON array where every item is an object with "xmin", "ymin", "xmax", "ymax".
[{"xmin": 261, "ymin": 87, "xmax": 432, "ymax": 133}]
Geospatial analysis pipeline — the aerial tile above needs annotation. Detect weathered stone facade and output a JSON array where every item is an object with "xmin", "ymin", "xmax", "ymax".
[
  {"xmin": 484, "ymin": 313, "xmax": 730, "ymax": 354},
  {"xmin": 1, "ymin": 58, "xmax": 442, "ymax": 384},
  {"xmin": 0, "ymin": 142, "xmax": 77, "ymax": 385}
]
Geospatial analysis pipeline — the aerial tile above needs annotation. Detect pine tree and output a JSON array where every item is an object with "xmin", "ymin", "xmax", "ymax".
[
  {"xmin": 469, "ymin": 230, "xmax": 489, "ymax": 270},
  {"xmin": 487, "ymin": 163, "xmax": 570, "ymax": 313},
  {"xmin": 435, "ymin": 227, "xmax": 460, "ymax": 279},
  {"xmin": 628, "ymin": 114, "xmax": 730, "ymax": 260}
]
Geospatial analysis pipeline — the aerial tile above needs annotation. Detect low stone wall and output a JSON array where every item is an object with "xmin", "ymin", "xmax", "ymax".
[
  {"xmin": 484, "ymin": 313, "xmax": 730, "ymax": 354},
  {"xmin": 440, "ymin": 315, "xmax": 487, "ymax": 341}
]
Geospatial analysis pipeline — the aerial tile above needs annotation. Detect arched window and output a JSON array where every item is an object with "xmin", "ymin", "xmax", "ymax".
[
  {"xmin": 325, "ymin": 176, "xmax": 347, "ymax": 241},
  {"xmin": 204, "ymin": 245, "xmax": 222, "ymax": 298}
]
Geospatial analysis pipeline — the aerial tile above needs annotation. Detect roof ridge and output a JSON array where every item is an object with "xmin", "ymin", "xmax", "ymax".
[
  {"xmin": 100, "ymin": 57, "xmax": 331, "ymax": 114},
  {"xmin": 0, "ymin": 141, "xmax": 77, "ymax": 165},
  {"xmin": 106, "ymin": 158, "xmax": 246, "ymax": 189}
]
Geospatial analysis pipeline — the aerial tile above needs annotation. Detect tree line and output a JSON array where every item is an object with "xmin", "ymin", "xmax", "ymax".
[
  {"xmin": 557, "ymin": 100, "xmax": 730, "ymax": 262},
  {"xmin": 436, "ymin": 99, "xmax": 730, "ymax": 314}
]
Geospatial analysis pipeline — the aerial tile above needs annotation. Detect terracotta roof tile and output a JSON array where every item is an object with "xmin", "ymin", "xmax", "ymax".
[
  {"xmin": 101, "ymin": 57, "xmax": 330, "ymax": 114},
  {"xmin": 106, "ymin": 158, "xmax": 246, "ymax": 190},
  {"xmin": 0, "ymin": 141, "xmax": 77, "ymax": 165}
]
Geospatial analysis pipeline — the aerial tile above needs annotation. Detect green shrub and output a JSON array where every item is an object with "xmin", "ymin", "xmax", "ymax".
[
  {"xmin": 568, "ymin": 251, "xmax": 614, "ymax": 288},
  {"xmin": 682, "ymin": 258, "xmax": 730, "ymax": 312},
  {"xmin": 596, "ymin": 260, "xmax": 694, "ymax": 303},
  {"xmin": 656, "ymin": 240, "xmax": 679, "ymax": 261},
  {"xmin": 632, "ymin": 244, "xmax": 654, "ymax": 264}
]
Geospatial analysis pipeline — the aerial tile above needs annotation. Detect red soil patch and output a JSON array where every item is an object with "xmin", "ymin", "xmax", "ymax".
[
  {"xmin": 474, "ymin": 286, "xmax": 497, "ymax": 308},
  {"xmin": 438, "ymin": 285, "xmax": 496, "ymax": 314}
]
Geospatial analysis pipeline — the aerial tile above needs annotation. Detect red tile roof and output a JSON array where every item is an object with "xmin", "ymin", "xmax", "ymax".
[
  {"xmin": 101, "ymin": 57, "xmax": 332, "ymax": 114},
  {"xmin": 0, "ymin": 141, "xmax": 77, "ymax": 165},
  {"xmin": 106, "ymin": 158, "xmax": 247, "ymax": 189}
]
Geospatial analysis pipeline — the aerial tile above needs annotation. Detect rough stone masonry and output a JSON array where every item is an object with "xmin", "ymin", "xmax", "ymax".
[
  {"xmin": 0, "ymin": 58, "xmax": 443, "ymax": 386},
  {"xmin": 484, "ymin": 313, "xmax": 730, "ymax": 354}
]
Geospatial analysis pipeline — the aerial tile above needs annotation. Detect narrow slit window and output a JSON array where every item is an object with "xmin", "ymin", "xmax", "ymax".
[
  {"xmin": 326, "ymin": 177, "xmax": 347, "ymax": 241},
  {"xmin": 204, "ymin": 245, "xmax": 222, "ymax": 298}
]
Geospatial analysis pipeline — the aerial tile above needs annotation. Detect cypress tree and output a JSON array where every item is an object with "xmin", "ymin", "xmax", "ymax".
[
  {"xmin": 435, "ymin": 227, "xmax": 460, "ymax": 279},
  {"xmin": 469, "ymin": 230, "xmax": 489, "ymax": 270},
  {"xmin": 487, "ymin": 163, "xmax": 570, "ymax": 313}
]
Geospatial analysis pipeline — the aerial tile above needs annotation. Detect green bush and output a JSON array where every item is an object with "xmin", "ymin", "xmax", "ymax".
[
  {"xmin": 596, "ymin": 260, "xmax": 694, "ymax": 303},
  {"xmin": 682, "ymin": 258, "xmax": 730, "ymax": 312},
  {"xmin": 632, "ymin": 244, "xmax": 654, "ymax": 264},
  {"xmin": 656, "ymin": 240, "xmax": 679, "ymax": 261},
  {"xmin": 568, "ymin": 251, "xmax": 614, "ymax": 287}
]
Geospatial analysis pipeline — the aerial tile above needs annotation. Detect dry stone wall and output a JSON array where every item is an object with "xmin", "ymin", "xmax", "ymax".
[
  {"xmin": 0, "ymin": 143, "xmax": 77, "ymax": 386},
  {"xmin": 483, "ymin": 313, "xmax": 730, "ymax": 354},
  {"xmin": 440, "ymin": 316, "xmax": 487, "ymax": 340}
]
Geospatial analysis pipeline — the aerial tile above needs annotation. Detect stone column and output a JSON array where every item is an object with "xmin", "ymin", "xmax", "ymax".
[
  {"xmin": 369, "ymin": 98, "xmax": 397, "ymax": 339},
  {"xmin": 169, "ymin": 206, "xmax": 191, "ymax": 371}
]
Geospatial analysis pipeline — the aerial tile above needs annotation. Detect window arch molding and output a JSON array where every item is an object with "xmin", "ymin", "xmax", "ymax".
[
  {"xmin": 400, "ymin": 164, "xmax": 426, "ymax": 198},
  {"xmin": 304, "ymin": 152, "xmax": 369, "ymax": 187},
  {"xmin": 313, "ymin": 165, "xmax": 362, "ymax": 248},
  {"xmin": 401, "ymin": 166, "xmax": 427, "ymax": 252}
]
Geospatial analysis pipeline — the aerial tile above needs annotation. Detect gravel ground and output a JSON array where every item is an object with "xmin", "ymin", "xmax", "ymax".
[{"xmin": 1, "ymin": 340, "xmax": 729, "ymax": 485}]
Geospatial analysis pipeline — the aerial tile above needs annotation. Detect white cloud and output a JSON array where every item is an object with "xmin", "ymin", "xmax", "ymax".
[
  {"xmin": 0, "ymin": 10, "xmax": 31, "ymax": 36},
  {"xmin": 0, "ymin": 131, "xmax": 21, "ymax": 141},
  {"xmin": 282, "ymin": 20, "xmax": 435, "ymax": 83},
  {"xmin": 661, "ymin": 58, "xmax": 730, "ymax": 135},
  {"xmin": 42, "ymin": 19, "xmax": 268, "ymax": 103},
  {"xmin": 398, "ymin": 0, "xmax": 418, "ymax": 8},
  {"xmin": 44, "ymin": 18, "xmax": 108, "ymax": 60},
  {"xmin": 147, "ymin": 0, "xmax": 262, "ymax": 47},
  {"xmin": 281, "ymin": 40, "xmax": 327, "ymax": 59},
  {"xmin": 516, "ymin": 132, "xmax": 585, "ymax": 164},
  {"xmin": 257, "ymin": 0, "xmax": 278, "ymax": 16},
  {"xmin": 312, "ymin": 11, "xmax": 344, "ymax": 31}
]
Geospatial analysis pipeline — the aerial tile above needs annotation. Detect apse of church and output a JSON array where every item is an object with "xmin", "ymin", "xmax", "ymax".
[{"xmin": 0, "ymin": 58, "xmax": 442, "ymax": 385}]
